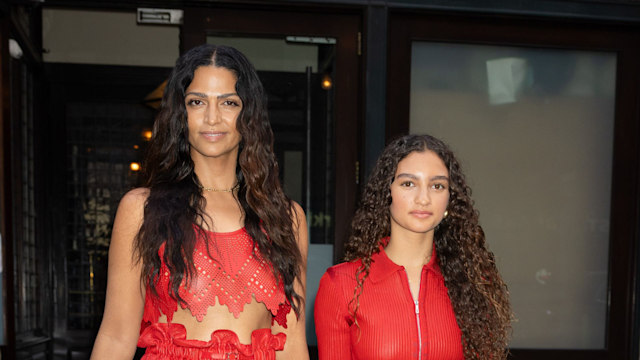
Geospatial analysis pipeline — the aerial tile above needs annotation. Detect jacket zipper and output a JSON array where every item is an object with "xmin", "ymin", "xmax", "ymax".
[
  {"xmin": 404, "ymin": 270, "xmax": 423, "ymax": 359},
  {"xmin": 414, "ymin": 299, "xmax": 422, "ymax": 359}
]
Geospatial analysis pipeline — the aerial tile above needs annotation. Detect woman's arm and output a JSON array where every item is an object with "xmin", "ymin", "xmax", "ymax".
[
  {"xmin": 90, "ymin": 188, "xmax": 148, "ymax": 360},
  {"xmin": 273, "ymin": 201, "xmax": 310, "ymax": 360},
  {"xmin": 314, "ymin": 268, "xmax": 352, "ymax": 360}
]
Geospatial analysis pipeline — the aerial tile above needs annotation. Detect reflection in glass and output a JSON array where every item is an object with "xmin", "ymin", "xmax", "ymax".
[
  {"xmin": 207, "ymin": 36, "xmax": 336, "ymax": 246},
  {"xmin": 410, "ymin": 42, "xmax": 615, "ymax": 349},
  {"xmin": 207, "ymin": 35, "xmax": 337, "ymax": 346}
]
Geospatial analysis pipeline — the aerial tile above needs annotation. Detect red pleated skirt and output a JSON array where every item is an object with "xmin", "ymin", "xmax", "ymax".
[{"xmin": 138, "ymin": 323, "xmax": 286, "ymax": 360}]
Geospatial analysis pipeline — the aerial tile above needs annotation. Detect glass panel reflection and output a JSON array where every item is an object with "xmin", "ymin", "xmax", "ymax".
[
  {"xmin": 410, "ymin": 42, "xmax": 615, "ymax": 349},
  {"xmin": 207, "ymin": 36, "xmax": 336, "ymax": 246},
  {"xmin": 207, "ymin": 35, "xmax": 336, "ymax": 346}
]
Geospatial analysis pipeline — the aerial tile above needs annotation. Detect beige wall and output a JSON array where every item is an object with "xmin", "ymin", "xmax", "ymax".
[
  {"xmin": 43, "ymin": 8, "xmax": 179, "ymax": 66},
  {"xmin": 410, "ymin": 43, "xmax": 615, "ymax": 349},
  {"xmin": 411, "ymin": 92, "xmax": 612, "ymax": 347},
  {"xmin": 207, "ymin": 36, "xmax": 319, "ymax": 73}
]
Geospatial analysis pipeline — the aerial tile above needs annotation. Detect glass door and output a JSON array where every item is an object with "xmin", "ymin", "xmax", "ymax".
[
  {"xmin": 182, "ymin": 6, "xmax": 361, "ymax": 347},
  {"xmin": 205, "ymin": 35, "xmax": 337, "ymax": 246},
  {"xmin": 410, "ymin": 42, "xmax": 615, "ymax": 350},
  {"xmin": 387, "ymin": 11, "xmax": 640, "ymax": 360}
]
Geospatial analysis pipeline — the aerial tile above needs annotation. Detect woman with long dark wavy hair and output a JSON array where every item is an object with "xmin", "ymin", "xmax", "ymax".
[
  {"xmin": 314, "ymin": 134, "xmax": 511, "ymax": 359},
  {"xmin": 91, "ymin": 44, "xmax": 309, "ymax": 359}
]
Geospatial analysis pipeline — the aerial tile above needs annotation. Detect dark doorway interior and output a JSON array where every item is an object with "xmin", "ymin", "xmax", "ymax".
[{"xmin": 44, "ymin": 63, "xmax": 170, "ymax": 359}]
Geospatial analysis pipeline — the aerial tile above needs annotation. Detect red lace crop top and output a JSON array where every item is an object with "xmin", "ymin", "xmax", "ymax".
[{"xmin": 141, "ymin": 227, "xmax": 291, "ymax": 331}]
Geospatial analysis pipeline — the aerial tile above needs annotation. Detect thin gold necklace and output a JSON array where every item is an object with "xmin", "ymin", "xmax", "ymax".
[{"xmin": 200, "ymin": 182, "xmax": 239, "ymax": 192}]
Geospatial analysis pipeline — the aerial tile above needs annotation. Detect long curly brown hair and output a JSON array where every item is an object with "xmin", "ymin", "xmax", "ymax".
[
  {"xmin": 345, "ymin": 134, "xmax": 511, "ymax": 359},
  {"xmin": 134, "ymin": 44, "xmax": 303, "ymax": 315}
]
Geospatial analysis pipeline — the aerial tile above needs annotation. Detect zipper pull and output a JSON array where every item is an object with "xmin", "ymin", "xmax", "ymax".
[{"xmin": 414, "ymin": 300, "xmax": 420, "ymax": 314}]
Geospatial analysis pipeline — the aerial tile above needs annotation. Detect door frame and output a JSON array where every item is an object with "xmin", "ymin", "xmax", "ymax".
[
  {"xmin": 182, "ymin": 6, "xmax": 363, "ymax": 262},
  {"xmin": 386, "ymin": 10, "xmax": 640, "ymax": 360}
]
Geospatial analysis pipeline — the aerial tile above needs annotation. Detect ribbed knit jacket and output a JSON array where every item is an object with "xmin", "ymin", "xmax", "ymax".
[{"xmin": 314, "ymin": 246, "xmax": 464, "ymax": 360}]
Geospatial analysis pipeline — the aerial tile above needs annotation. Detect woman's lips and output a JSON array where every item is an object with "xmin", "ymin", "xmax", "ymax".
[
  {"xmin": 410, "ymin": 210, "xmax": 433, "ymax": 218},
  {"xmin": 200, "ymin": 131, "xmax": 226, "ymax": 141}
]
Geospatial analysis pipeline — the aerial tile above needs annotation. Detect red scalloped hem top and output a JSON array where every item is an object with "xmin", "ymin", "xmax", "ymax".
[{"xmin": 138, "ymin": 226, "xmax": 291, "ymax": 358}]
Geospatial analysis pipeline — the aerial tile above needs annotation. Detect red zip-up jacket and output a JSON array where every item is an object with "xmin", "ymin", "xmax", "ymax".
[{"xmin": 314, "ymin": 245, "xmax": 464, "ymax": 360}]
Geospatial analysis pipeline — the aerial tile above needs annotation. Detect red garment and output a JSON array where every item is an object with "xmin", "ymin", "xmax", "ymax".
[
  {"xmin": 314, "ymin": 244, "xmax": 464, "ymax": 360},
  {"xmin": 139, "ymin": 227, "xmax": 290, "ymax": 359},
  {"xmin": 139, "ymin": 323, "xmax": 285, "ymax": 360}
]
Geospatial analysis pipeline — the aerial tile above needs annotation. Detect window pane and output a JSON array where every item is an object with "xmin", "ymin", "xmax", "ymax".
[
  {"xmin": 410, "ymin": 42, "xmax": 615, "ymax": 349},
  {"xmin": 206, "ymin": 36, "xmax": 336, "ymax": 246},
  {"xmin": 207, "ymin": 35, "xmax": 337, "ymax": 346}
]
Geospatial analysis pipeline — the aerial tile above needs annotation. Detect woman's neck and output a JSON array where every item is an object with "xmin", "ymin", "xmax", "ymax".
[
  {"xmin": 385, "ymin": 227, "xmax": 434, "ymax": 269},
  {"xmin": 192, "ymin": 152, "xmax": 239, "ymax": 190}
]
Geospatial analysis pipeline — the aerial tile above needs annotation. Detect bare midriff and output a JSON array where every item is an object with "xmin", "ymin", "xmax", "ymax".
[{"xmin": 157, "ymin": 296, "xmax": 273, "ymax": 343}]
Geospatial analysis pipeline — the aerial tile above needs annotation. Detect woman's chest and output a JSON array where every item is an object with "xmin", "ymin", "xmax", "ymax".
[{"xmin": 348, "ymin": 273, "xmax": 464, "ymax": 360}]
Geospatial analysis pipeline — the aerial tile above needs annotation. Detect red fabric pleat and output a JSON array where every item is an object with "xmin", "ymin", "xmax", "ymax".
[{"xmin": 138, "ymin": 323, "xmax": 286, "ymax": 360}]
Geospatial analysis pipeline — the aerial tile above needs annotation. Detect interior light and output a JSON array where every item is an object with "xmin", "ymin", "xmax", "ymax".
[
  {"xmin": 130, "ymin": 162, "xmax": 141, "ymax": 171},
  {"xmin": 321, "ymin": 74, "xmax": 333, "ymax": 90},
  {"xmin": 142, "ymin": 130, "xmax": 153, "ymax": 141}
]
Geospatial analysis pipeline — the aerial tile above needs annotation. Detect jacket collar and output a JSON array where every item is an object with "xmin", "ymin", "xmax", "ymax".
[{"xmin": 368, "ymin": 237, "xmax": 442, "ymax": 283}]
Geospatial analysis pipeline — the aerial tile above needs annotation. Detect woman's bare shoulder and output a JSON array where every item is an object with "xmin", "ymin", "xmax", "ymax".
[
  {"xmin": 122, "ymin": 187, "xmax": 150, "ymax": 201},
  {"xmin": 289, "ymin": 200, "xmax": 306, "ymax": 226},
  {"xmin": 117, "ymin": 187, "xmax": 149, "ymax": 211},
  {"xmin": 287, "ymin": 201, "xmax": 309, "ymax": 265},
  {"xmin": 112, "ymin": 187, "xmax": 149, "ymax": 235}
]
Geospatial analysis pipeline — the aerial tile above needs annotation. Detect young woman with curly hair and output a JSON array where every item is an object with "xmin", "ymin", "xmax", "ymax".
[
  {"xmin": 314, "ymin": 134, "xmax": 511, "ymax": 359},
  {"xmin": 91, "ymin": 44, "xmax": 309, "ymax": 360}
]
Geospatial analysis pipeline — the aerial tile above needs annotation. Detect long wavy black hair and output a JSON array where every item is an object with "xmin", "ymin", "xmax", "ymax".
[
  {"xmin": 134, "ymin": 44, "xmax": 303, "ymax": 315},
  {"xmin": 345, "ymin": 134, "xmax": 511, "ymax": 359}
]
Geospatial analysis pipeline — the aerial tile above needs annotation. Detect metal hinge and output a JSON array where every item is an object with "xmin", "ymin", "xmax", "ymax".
[
  {"xmin": 357, "ymin": 32, "xmax": 362, "ymax": 56},
  {"xmin": 355, "ymin": 161, "xmax": 360, "ymax": 184}
]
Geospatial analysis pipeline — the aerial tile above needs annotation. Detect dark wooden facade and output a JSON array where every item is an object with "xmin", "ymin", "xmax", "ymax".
[{"xmin": 1, "ymin": 1, "xmax": 639, "ymax": 359}]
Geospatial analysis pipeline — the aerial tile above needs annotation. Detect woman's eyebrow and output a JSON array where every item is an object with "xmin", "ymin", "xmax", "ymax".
[
  {"xmin": 396, "ymin": 173, "xmax": 450, "ymax": 182},
  {"xmin": 430, "ymin": 175, "xmax": 450, "ymax": 182},
  {"xmin": 185, "ymin": 91, "xmax": 207, "ymax": 98},
  {"xmin": 396, "ymin": 173, "xmax": 418, "ymax": 180},
  {"xmin": 217, "ymin": 92, "xmax": 239, "ymax": 99},
  {"xmin": 184, "ymin": 92, "xmax": 239, "ymax": 99}
]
